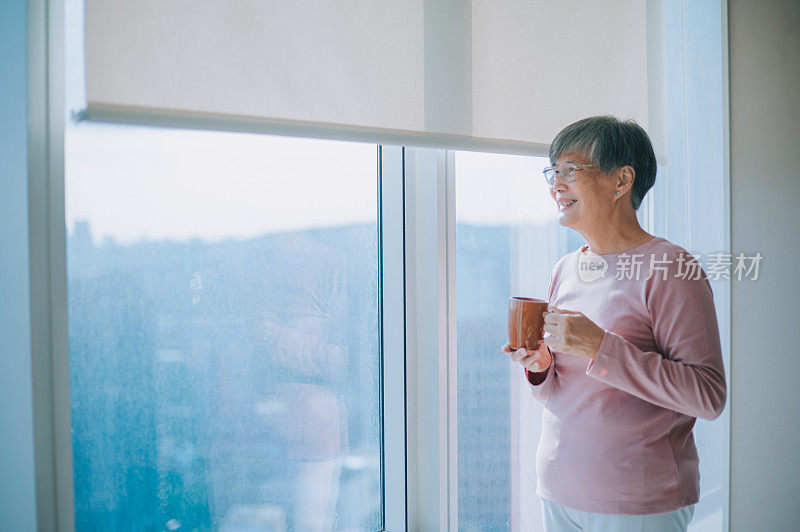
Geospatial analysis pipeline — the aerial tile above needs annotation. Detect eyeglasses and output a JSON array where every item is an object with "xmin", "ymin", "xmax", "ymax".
[{"xmin": 542, "ymin": 163, "xmax": 598, "ymax": 186}]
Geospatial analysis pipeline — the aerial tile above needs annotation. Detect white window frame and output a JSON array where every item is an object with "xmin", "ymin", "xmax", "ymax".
[
  {"xmin": 28, "ymin": 0, "xmax": 74, "ymax": 530},
  {"xmin": 400, "ymin": 147, "xmax": 459, "ymax": 532},
  {"xmin": 380, "ymin": 146, "xmax": 409, "ymax": 532}
]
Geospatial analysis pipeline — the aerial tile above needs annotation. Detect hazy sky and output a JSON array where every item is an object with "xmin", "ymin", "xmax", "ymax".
[{"xmin": 66, "ymin": 122, "xmax": 557, "ymax": 244}]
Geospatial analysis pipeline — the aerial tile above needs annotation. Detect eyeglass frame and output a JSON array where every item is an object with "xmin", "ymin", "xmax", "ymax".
[{"xmin": 542, "ymin": 163, "xmax": 599, "ymax": 186}]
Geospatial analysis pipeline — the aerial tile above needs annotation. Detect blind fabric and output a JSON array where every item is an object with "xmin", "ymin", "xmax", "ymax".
[
  {"xmin": 84, "ymin": 0, "xmax": 654, "ymax": 153},
  {"xmin": 471, "ymin": 0, "xmax": 649, "ymax": 148}
]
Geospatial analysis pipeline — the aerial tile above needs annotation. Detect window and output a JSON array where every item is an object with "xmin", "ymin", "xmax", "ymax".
[
  {"xmin": 454, "ymin": 151, "xmax": 564, "ymax": 531},
  {"xmin": 65, "ymin": 123, "xmax": 382, "ymax": 531},
  {"xmin": 56, "ymin": 2, "xmax": 728, "ymax": 529}
]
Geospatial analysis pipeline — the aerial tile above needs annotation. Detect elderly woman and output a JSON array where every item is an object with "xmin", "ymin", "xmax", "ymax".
[{"xmin": 502, "ymin": 116, "xmax": 726, "ymax": 532}]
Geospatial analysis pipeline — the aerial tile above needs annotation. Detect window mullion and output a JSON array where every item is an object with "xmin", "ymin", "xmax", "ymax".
[
  {"xmin": 402, "ymin": 147, "xmax": 455, "ymax": 532},
  {"xmin": 380, "ymin": 145, "xmax": 408, "ymax": 532},
  {"xmin": 444, "ymin": 150, "xmax": 458, "ymax": 532}
]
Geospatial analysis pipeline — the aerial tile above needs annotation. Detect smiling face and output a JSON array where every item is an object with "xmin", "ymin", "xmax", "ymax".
[{"xmin": 549, "ymin": 151, "xmax": 617, "ymax": 232}]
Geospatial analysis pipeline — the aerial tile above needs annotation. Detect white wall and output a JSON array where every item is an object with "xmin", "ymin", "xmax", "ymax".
[
  {"xmin": 0, "ymin": 0, "xmax": 39, "ymax": 529},
  {"xmin": 729, "ymin": 1, "xmax": 800, "ymax": 530}
]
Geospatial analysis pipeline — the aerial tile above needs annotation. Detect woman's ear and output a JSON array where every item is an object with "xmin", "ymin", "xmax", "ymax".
[{"xmin": 616, "ymin": 165, "xmax": 636, "ymax": 196}]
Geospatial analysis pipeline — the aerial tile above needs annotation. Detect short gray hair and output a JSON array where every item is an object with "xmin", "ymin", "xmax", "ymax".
[{"xmin": 548, "ymin": 116, "xmax": 656, "ymax": 211}]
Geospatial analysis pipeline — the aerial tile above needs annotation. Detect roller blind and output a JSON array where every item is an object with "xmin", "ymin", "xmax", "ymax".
[{"xmin": 83, "ymin": 0, "xmax": 657, "ymax": 154}]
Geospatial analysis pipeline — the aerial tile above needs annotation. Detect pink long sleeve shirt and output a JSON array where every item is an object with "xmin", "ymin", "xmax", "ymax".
[{"xmin": 526, "ymin": 236, "xmax": 727, "ymax": 515}]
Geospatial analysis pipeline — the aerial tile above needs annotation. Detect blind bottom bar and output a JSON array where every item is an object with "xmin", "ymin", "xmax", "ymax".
[{"xmin": 78, "ymin": 103, "xmax": 551, "ymax": 157}]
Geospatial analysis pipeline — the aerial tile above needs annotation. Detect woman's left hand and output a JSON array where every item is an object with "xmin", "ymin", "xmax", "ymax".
[{"xmin": 541, "ymin": 306, "xmax": 606, "ymax": 360}]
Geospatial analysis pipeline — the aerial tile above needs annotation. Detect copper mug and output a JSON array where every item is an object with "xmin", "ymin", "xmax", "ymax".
[{"xmin": 508, "ymin": 296, "xmax": 548, "ymax": 351}]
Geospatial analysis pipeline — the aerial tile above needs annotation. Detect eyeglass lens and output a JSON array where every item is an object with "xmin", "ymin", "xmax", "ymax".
[{"xmin": 545, "ymin": 164, "xmax": 574, "ymax": 185}]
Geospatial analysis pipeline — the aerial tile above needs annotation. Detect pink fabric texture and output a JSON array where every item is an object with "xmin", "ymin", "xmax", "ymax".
[{"xmin": 525, "ymin": 236, "xmax": 726, "ymax": 515}]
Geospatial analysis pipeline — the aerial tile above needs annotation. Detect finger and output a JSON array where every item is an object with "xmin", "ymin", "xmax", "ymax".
[
  {"xmin": 546, "ymin": 309, "xmax": 578, "ymax": 320},
  {"xmin": 535, "ymin": 344, "xmax": 553, "ymax": 364},
  {"xmin": 545, "ymin": 309, "xmax": 575, "ymax": 320},
  {"xmin": 547, "ymin": 304, "xmax": 579, "ymax": 313},
  {"xmin": 543, "ymin": 312, "xmax": 562, "ymax": 324},
  {"xmin": 521, "ymin": 350, "xmax": 540, "ymax": 361},
  {"xmin": 510, "ymin": 347, "xmax": 529, "ymax": 362},
  {"xmin": 542, "ymin": 323, "xmax": 557, "ymax": 335},
  {"xmin": 501, "ymin": 343, "xmax": 513, "ymax": 354},
  {"xmin": 521, "ymin": 354, "xmax": 546, "ymax": 372},
  {"xmin": 534, "ymin": 341, "xmax": 551, "ymax": 355},
  {"xmin": 540, "ymin": 336, "xmax": 559, "ymax": 350}
]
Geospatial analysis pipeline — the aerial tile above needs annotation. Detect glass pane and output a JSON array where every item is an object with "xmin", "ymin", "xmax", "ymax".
[
  {"xmin": 65, "ymin": 122, "xmax": 382, "ymax": 531},
  {"xmin": 455, "ymin": 151, "xmax": 563, "ymax": 531}
]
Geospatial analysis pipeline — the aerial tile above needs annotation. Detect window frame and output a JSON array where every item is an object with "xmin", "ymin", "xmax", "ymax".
[
  {"xmin": 380, "ymin": 146, "xmax": 409, "ymax": 532},
  {"xmin": 28, "ymin": 0, "xmax": 74, "ymax": 529},
  {"xmin": 400, "ymin": 147, "xmax": 459, "ymax": 531}
]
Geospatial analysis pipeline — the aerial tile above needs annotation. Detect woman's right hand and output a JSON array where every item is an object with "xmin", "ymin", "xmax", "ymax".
[{"xmin": 501, "ymin": 341, "xmax": 553, "ymax": 373}]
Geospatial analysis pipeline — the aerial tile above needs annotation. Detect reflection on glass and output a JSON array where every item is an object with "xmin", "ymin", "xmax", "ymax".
[
  {"xmin": 455, "ymin": 151, "xmax": 563, "ymax": 531},
  {"xmin": 66, "ymin": 123, "xmax": 381, "ymax": 531}
]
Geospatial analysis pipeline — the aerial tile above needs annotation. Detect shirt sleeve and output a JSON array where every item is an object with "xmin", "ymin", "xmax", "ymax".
[
  {"xmin": 524, "ymin": 262, "xmax": 560, "ymax": 404},
  {"xmin": 585, "ymin": 251, "xmax": 727, "ymax": 420}
]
